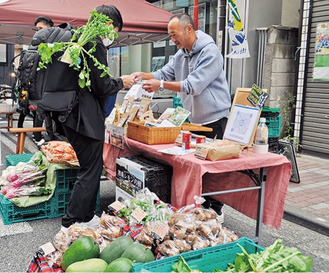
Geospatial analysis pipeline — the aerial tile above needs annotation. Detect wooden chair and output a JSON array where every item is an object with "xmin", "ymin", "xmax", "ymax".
[{"xmin": 9, "ymin": 127, "xmax": 46, "ymax": 154}]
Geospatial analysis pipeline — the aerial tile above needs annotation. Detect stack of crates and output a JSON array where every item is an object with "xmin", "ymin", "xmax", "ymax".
[
  {"xmin": 0, "ymin": 153, "xmax": 100, "ymax": 225},
  {"xmin": 261, "ymin": 107, "xmax": 281, "ymax": 152}
]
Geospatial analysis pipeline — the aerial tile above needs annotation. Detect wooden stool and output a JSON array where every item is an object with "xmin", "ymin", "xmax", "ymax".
[
  {"xmin": 0, "ymin": 112, "xmax": 14, "ymax": 131},
  {"xmin": 9, "ymin": 127, "xmax": 46, "ymax": 154}
]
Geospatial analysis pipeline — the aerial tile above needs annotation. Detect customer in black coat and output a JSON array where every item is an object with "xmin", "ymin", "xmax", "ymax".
[{"xmin": 61, "ymin": 5, "xmax": 135, "ymax": 230}]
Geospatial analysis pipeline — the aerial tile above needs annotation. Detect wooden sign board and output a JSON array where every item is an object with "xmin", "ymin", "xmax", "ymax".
[{"xmin": 223, "ymin": 88, "xmax": 267, "ymax": 147}]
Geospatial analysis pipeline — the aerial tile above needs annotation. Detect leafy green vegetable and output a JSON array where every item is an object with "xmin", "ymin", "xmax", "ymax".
[
  {"xmin": 38, "ymin": 9, "xmax": 117, "ymax": 90},
  {"xmin": 172, "ymin": 256, "xmax": 202, "ymax": 272},
  {"xmin": 221, "ymin": 239, "xmax": 313, "ymax": 272}
]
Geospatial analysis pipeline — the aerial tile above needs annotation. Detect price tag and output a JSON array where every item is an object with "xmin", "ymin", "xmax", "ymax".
[
  {"xmin": 108, "ymin": 200, "xmax": 125, "ymax": 212},
  {"xmin": 195, "ymin": 146, "xmax": 209, "ymax": 160},
  {"xmin": 150, "ymin": 221, "xmax": 169, "ymax": 240},
  {"xmin": 130, "ymin": 207, "xmax": 147, "ymax": 223},
  {"xmin": 39, "ymin": 242, "xmax": 56, "ymax": 256}
]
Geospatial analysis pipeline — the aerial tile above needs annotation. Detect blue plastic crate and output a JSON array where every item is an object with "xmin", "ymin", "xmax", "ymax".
[{"xmin": 133, "ymin": 237, "xmax": 264, "ymax": 272}]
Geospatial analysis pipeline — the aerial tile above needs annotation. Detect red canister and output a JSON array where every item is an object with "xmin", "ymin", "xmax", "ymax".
[
  {"xmin": 196, "ymin": 135, "xmax": 206, "ymax": 144},
  {"xmin": 182, "ymin": 131, "xmax": 191, "ymax": 150}
]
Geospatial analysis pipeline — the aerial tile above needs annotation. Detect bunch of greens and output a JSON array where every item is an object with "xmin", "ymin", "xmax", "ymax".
[
  {"xmin": 172, "ymin": 256, "xmax": 201, "ymax": 273},
  {"xmin": 221, "ymin": 239, "xmax": 313, "ymax": 272},
  {"xmin": 38, "ymin": 9, "xmax": 118, "ymax": 90}
]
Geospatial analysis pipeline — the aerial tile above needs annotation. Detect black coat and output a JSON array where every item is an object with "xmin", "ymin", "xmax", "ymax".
[{"xmin": 64, "ymin": 38, "xmax": 123, "ymax": 140}]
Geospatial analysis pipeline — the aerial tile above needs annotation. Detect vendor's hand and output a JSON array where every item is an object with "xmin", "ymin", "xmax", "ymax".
[
  {"xmin": 131, "ymin": 72, "xmax": 142, "ymax": 83},
  {"xmin": 142, "ymin": 79, "xmax": 159, "ymax": 93},
  {"xmin": 120, "ymin": 75, "xmax": 135, "ymax": 89}
]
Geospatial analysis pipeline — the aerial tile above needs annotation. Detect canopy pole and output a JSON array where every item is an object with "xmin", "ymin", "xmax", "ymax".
[{"xmin": 193, "ymin": 0, "xmax": 199, "ymax": 30}]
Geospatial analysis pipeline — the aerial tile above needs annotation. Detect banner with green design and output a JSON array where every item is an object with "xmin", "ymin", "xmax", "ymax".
[{"xmin": 313, "ymin": 22, "xmax": 329, "ymax": 81}]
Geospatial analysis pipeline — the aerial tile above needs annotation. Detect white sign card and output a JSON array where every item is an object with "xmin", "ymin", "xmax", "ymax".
[{"xmin": 223, "ymin": 105, "xmax": 260, "ymax": 145}]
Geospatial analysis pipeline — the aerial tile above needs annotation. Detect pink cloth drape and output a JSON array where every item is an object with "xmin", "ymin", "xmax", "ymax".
[{"xmin": 103, "ymin": 138, "xmax": 291, "ymax": 229}]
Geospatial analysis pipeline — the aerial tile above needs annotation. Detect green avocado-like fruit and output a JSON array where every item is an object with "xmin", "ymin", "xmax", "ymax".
[
  {"xmin": 104, "ymin": 257, "xmax": 133, "ymax": 272},
  {"xmin": 121, "ymin": 243, "xmax": 155, "ymax": 263},
  {"xmin": 61, "ymin": 236, "xmax": 100, "ymax": 270},
  {"xmin": 66, "ymin": 258, "xmax": 108, "ymax": 272},
  {"xmin": 100, "ymin": 236, "xmax": 134, "ymax": 264}
]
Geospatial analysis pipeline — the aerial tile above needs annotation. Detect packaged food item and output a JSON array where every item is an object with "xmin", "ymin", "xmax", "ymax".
[
  {"xmin": 137, "ymin": 99, "xmax": 152, "ymax": 120},
  {"xmin": 195, "ymin": 139, "xmax": 243, "ymax": 161},
  {"xmin": 182, "ymin": 131, "xmax": 191, "ymax": 150}
]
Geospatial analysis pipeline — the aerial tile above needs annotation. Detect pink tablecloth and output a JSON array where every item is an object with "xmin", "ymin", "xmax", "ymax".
[{"xmin": 103, "ymin": 138, "xmax": 291, "ymax": 229}]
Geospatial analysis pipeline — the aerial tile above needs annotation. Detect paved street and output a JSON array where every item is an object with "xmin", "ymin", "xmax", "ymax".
[{"xmin": 0, "ymin": 114, "xmax": 329, "ymax": 272}]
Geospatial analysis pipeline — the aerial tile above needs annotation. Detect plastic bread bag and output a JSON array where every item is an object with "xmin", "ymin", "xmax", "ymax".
[
  {"xmin": 53, "ymin": 231, "xmax": 71, "ymax": 252},
  {"xmin": 46, "ymin": 250, "xmax": 63, "ymax": 268},
  {"xmin": 67, "ymin": 223, "xmax": 97, "ymax": 242},
  {"xmin": 157, "ymin": 239, "xmax": 181, "ymax": 257},
  {"xmin": 136, "ymin": 220, "xmax": 170, "ymax": 246},
  {"xmin": 99, "ymin": 212, "xmax": 126, "ymax": 229},
  {"xmin": 175, "ymin": 196, "xmax": 205, "ymax": 214}
]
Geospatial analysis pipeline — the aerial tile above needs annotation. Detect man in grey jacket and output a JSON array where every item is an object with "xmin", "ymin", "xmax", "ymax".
[
  {"xmin": 132, "ymin": 13, "xmax": 230, "ymax": 218},
  {"xmin": 132, "ymin": 13, "xmax": 231, "ymax": 139}
]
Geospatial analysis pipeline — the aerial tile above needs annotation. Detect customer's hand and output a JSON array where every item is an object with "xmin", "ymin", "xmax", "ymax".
[
  {"xmin": 131, "ymin": 72, "xmax": 142, "ymax": 83},
  {"xmin": 120, "ymin": 75, "xmax": 135, "ymax": 89}
]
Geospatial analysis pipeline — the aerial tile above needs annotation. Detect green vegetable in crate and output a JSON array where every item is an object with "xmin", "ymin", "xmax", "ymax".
[
  {"xmin": 172, "ymin": 256, "xmax": 202, "ymax": 272},
  {"xmin": 221, "ymin": 239, "xmax": 313, "ymax": 272},
  {"xmin": 65, "ymin": 258, "xmax": 108, "ymax": 272},
  {"xmin": 104, "ymin": 257, "xmax": 133, "ymax": 272},
  {"xmin": 100, "ymin": 236, "xmax": 134, "ymax": 264},
  {"xmin": 61, "ymin": 236, "xmax": 100, "ymax": 270},
  {"xmin": 121, "ymin": 242, "xmax": 155, "ymax": 263}
]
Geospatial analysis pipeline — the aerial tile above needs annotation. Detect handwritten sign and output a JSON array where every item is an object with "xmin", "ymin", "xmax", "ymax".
[
  {"xmin": 130, "ymin": 207, "xmax": 147, "ymax": 223},
  {"xmin": 247, "ymin": 84, "xmax": 268, "ymax": 108}
]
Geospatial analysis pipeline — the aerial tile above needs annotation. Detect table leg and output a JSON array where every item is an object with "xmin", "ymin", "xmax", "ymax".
[{"xmin": 255, "ymin": 167, "xmax": 267, "ymax": 243}]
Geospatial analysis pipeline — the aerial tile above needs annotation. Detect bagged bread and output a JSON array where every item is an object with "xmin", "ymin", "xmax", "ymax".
[{"xmin": 195, "ymin": 140, "xmax": 243, "ymax": 161}]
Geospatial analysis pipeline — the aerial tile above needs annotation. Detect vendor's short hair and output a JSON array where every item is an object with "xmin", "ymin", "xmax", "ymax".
[
  {"xmin": 34, "ymin": 16, "xmax": 54, "ymax": 27},
  {"xmin": 170, "ymin": 13, "xmax": 195, "ymax": 30},
  {"xmin": 96, "ymin": 5, "xmax": 123, "ymax": 32}
]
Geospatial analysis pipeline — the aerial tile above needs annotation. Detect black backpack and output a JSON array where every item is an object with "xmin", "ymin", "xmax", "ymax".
[
  {"xmin": 28, "ymin": 23, "xmax": 79, "ymax": 122},
  {"xmin": 14, "ymin": 23, "xmax": 76, "ymax": 115}
]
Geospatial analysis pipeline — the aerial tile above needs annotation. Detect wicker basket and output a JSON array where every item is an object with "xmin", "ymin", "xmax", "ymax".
[{"xmin": 127, "ymin": 121, "xmax": 181, "ymax": 145}]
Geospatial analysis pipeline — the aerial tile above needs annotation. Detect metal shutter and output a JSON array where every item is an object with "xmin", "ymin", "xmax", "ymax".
[{"xmin": 302, "ymin": 0, "xmax": 329, "ymax": 155}]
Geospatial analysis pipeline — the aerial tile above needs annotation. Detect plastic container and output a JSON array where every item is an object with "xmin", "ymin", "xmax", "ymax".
[
  {"xmin": 1, "ymin": 153, "xmax": 100, "ymax": 224},
  {"xmin": 132, "ymin": 237, "xmax": 264, "ymax": 272},
  {"xmin": 6, "ymin": 153, "xmax": 34, "ymax": 167},
  {"xmin": 255, "ymin": 117, "xmax": 268, "ymax": 145},
  {"xmin": 172, "ymin": 96, "xmax": 190, "ymax": 123}
]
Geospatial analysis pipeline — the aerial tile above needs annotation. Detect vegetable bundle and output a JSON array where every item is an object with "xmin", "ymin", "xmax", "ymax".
[
  {"xmin": 38, "ymin": 9, "xmax": 118, "ymax": 90},
  {"xmin": 0, "ymin": 156, "xmax": 50, "ymax": 199}
]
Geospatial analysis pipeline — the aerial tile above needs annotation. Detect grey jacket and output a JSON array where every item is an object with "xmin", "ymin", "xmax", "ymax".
[{"xmin": 153, "ymin": 30, "xmax": 231, "ymax": 124}]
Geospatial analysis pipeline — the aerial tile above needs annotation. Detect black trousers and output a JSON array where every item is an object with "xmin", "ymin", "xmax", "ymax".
[
  {"xmin": 61, "ymin": 126, "xmax": 104, "ymax": 227},
  {"xmin": 191, "ymin": 117, "xmax": 228, "ymax": 139}
]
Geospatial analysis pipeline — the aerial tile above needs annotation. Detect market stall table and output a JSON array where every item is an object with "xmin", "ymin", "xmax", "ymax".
[{"xmin": 103, "ymin": 138, "xmax": 291, "ymax": 242}]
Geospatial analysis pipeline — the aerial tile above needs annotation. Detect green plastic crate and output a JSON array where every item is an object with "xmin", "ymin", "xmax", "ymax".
[
  {"xmin": 1, "ymin": 154, "xmax": 100, "ymax": 224},
  {"xmin": 133, "ymin": 237, "xmax": 264, "ymax": 272},
  {"xmin": 261, "ymin": 106, "xmax": 280, "ymax": 117},
  {"xmin": 6, "ymin": 153, "xmax": 34, "ymax": 167},
  {"xmin": 172, "ymin": 97, "xmax": 190, "ymax": 123},
  {"xmin": 264, "ymin": 115, "xmax": 281, "ymax": 138}
]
